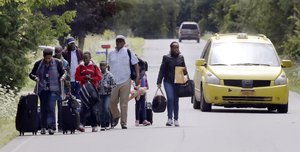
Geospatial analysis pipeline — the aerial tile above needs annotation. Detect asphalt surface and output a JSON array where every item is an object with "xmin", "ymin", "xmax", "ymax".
[{"xmin": 1, "ymin": 39, "xmax": 300, "ymax": 152}]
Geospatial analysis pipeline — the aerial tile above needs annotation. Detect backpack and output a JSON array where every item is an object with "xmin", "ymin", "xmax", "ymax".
[{"xmin": 127, "ymin": 49, "xmax": 148, "ymax": 80}]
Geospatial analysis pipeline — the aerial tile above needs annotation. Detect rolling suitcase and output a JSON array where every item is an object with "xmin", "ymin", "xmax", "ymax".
[
  {"xmin": 15, "ymin": 94, "xmax": 39, "ymax": 136},
  {"xmin": 61, "ymin": 95, "xmax": 80, "ymax": 134},
  {"xmin": 139, "ymin": 102, "xmax": 153, "ymax": 124}
]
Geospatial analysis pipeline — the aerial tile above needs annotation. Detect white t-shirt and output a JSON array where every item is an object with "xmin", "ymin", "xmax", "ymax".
[{"xmin": 70, "ymin": 50, "xmax": 78, "ymax": 82}]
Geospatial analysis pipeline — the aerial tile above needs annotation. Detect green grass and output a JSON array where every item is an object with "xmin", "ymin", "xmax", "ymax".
[
  {"xmin": 285, "ymin": 63, "xmax": 300, "ymax": 94},
  {"xmin": 0, "ymin": 118, "xmax": 18, "ymax": 148}
]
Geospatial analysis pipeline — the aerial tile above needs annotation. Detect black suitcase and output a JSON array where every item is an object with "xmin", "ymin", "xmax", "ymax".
[
  {"xmin": 61, "ymin": 96, "xmax": 80, "ymax": 134},
  {"xmin": 15, "ymin": 94, "xmax": 39, "ymax": 136},
  {"xmin": 139, "ymin": 102, "xmax": 153, "ymax": 124}
]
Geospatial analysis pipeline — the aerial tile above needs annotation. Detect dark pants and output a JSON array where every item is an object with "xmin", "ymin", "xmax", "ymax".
[
  {"xmin": 39, "ymin": 90, "xmax": 60, "ymax": 130},
  {"xmin": 135, "ymin": 95, "xmax": 146, "ymax": 121},
  {"xmin": 57, "ymin": 99, "xmax": 62, "ymax": 130},
  {"xmin": 100, "ymin": 95, "xmax": 111, "ymax": 128},
  {"xmin": 80, "ymin": 99, "xmax": 100, "ymax": 127}
]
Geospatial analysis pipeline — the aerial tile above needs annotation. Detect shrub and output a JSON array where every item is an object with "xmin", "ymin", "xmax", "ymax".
[{"xmin": 0, "ymin": 84, "xmax": 18, "ymax": 120}]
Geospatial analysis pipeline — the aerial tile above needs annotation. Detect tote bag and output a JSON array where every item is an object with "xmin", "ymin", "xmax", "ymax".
[{"xmin": 175, "ymin": 72, "xmax": 195, "ymax": 98}]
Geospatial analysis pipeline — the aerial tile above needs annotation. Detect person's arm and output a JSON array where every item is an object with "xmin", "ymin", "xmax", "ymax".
[
  {"xmin": 75, "ymin": 65, "xmax": 85, "ymax": 83},
  {"xmin": 56, "ymin": 59, "xmax": 65, "ymax": 79},
  {"xmin": 29, "ymin": 60, "xmax": 41, "ymax": 81},
  {"xmin": 182, "ymin": 56, "xmax": 187, "ymax": 75},
  {"xmin": 157, "ymin": 56, "xmax": 166, "ymax": 87},
  {"xmin": 92, "ymin": 65, "xmax": 102, "ymax": 83},
  {"xmin": 134, "ymin": 63, "xmax": 140, "ymax": 86}
]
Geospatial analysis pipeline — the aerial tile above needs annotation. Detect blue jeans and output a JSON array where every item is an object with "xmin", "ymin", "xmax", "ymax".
[
  {"xmin": 70, "ymin": 82, "xmax": 80, "ymax": 99},
  {"xmin": 100, "ymin": 95, "xmax": 111, "ymax": 128},
  {"xmin": 39, "ymin": 91, "xmax": 60, "ymax": 130},
  {"xmin": 164, "ymin": 81, "xmax": 179, "ymax": 120},
  {"xmin": 135, "ymin": 95, "xmax": 146, "ymax": 121}
]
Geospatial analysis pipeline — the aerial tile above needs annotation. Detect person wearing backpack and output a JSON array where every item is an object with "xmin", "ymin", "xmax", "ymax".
[
  {"xmin": 108, "ymin": 35, "xmax": 140, "ymax": 129},
  {"xmin": 29, "ymin": 48, "xmax": 65, "ymax": 135},
  {"xmin": 75, "ymin": 51, "xmax": 102, "ymax": 132}
]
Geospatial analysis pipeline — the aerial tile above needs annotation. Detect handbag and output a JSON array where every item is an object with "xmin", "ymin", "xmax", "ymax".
[
  {"xmin": 152, "ymin": 88, "xmax": 167, "ymax": 113},
  {"xmin": 175, "ymin": 72, "xmax": 195, "ymax": 98}
]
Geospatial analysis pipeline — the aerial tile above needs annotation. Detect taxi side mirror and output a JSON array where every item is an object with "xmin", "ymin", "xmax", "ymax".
[
  {"xmin": 195, "ymin": 59, "xmax": 206, "ymax": 66},
  {"xmin": 281, "ymin": 60, "xmax": 292, "ymax": 68}
]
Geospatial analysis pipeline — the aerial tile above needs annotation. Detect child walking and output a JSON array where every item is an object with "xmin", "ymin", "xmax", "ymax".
[
  {"xmin": 99, "ymin": 61, "xmax": 116, "ymax": 131},
  {"xmin": 135, "ymin": 72, "xmax": 151, "ymax": 126}
]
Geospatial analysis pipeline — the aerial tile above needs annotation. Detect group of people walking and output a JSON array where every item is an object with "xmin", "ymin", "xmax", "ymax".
[{"xmin": 28, "ymin": 34, "xmax": 187, "ymax": 135}]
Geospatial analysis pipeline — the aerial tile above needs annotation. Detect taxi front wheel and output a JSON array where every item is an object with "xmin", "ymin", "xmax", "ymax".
[
  {"xmin": 277, "ymin": 103, "xmax": 288, "ymax": 113},
  {"xmin": 200, "ymin": 88, "xmax": 212, "ymax": 112}
]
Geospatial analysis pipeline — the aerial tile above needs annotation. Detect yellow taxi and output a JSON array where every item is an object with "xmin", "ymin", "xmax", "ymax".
[{"xmin": 193, "ymin": 33, "xmax": 292, "ymax": 113}]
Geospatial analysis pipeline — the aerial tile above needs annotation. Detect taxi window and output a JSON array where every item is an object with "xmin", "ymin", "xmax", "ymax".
[{"xmin": 210, "ymin": 42, "xmax": 280, "ymax": 66}]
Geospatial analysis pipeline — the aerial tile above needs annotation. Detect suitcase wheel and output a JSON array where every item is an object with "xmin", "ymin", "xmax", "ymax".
[
  {"xmin": 63, "ymin": 130, "xmax": 67, "ymax": 134},
  {"xmin": 19, "ymin": 131, "xmax": 24, "ymax": 136}
]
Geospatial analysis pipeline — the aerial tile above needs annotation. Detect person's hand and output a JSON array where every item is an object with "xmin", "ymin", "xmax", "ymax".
[
  {"xmin": 183, "ymin": 67, "xmax": 187, "ymax": 75},
  {"xmin": 85, "ymin": 75, "xmax": 92, "ymax": 81},
  {"xmin": 134, "ymin": 85, "xmax": 140, "ymax": 90},
  {"xmin": 157, "ymin": 83, "xmax": 161, "ymax": 88},
  {"xmin": 35, "ymin": 77, "xmax": 39, "ymax": 82}
]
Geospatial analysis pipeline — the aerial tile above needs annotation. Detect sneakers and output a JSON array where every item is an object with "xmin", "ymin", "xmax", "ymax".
[
  {"xmin": 78, "ymin": 125, "xmax": 85, "ymax": 132},
  {"xmin": 135, "ymin": 120, "xmax": 139, "ymax": 126},
  {"xmin": 142, "ymin": 120, "xmax": 151, "ymax": 126},
  {"xmin": 41, "ymin": 128, "xmax": 46, "ymax": 135},
  {"xmin": 100, "ymin": 127, "xmax": 106, "ymax": 131},
  {"xmin": 121, "ymin": 124, "xmax": 127, "ymax": 129},
  {"xmin": 92, "ymin": 127, "xmax": 98, "ymax": 132},
  {"xmin": 174, "ymin": 120, "xmax": 180, "ymax": 127},
  {"xmin": 166, "ymin": 119, "xmax": 173, "ymax": 126}
]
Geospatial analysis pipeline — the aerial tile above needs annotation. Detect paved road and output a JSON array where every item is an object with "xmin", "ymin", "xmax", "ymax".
[{"xmin": 1, "ymin": 39, "xmax": 300, "ymax": 152}]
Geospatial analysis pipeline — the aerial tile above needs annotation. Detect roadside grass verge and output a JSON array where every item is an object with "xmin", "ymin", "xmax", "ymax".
[
  {"xmin": 0, "ymin": 86, "xmax": 19, "ymax": 149},
  {"xmin": 285, "ymin": 63, "xmax": 300, "ymax": 94},
  {"xmin": 0, "ymin": 118, "xmax": 18, "ymax": 148}
]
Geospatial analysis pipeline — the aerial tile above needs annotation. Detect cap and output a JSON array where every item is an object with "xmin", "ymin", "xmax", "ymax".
[
  {"xmin": 66, "ymin": 37, "xmax": 75, "ymax": 45},
  {"xmin": 116, "ymin": 35, "xmax": 126, "ymax": 42}
]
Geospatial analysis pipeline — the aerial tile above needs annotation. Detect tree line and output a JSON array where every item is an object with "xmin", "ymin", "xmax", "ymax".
[{"xmin": 1, "ymin": 0, "xmax": 300, "ymax": 90}]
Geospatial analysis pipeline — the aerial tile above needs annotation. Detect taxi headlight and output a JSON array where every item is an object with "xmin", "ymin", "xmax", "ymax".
[
  {"xmin": 274, "ymin": 73, "xmax": 287, "ymax": 85},
  {"xmin": 205, "ymin": 71, "xmax": 220, "ymax": 85}
]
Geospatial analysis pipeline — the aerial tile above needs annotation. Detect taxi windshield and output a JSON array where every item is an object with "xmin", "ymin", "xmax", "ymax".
[{"xmin": 209, "ymin": 42, "xmax": 280, "ymax": 66}]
